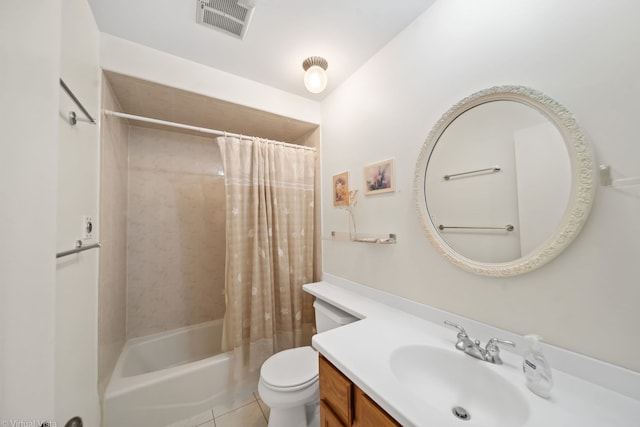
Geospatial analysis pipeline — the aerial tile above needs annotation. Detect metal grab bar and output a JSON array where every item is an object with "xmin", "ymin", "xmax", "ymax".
[
  {"xmin": 60, "ymin": 78, "xmax": 96, "ymax": 125},
  {"xmin": 438, "ymin": 224, "xmax": 514, "ymax": 232},
  {"xmin": 444, "ymin": 166, "xmax": 501, "ymax": 181},
  {"xmin": 56, "ymin": 241, "xmax": 101, "ymax": 259}
]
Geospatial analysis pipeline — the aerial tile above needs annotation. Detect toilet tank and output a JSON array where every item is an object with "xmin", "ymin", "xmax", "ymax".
[{"xmin": 313, "ymin": 299, "xmax": 358, "ymax": 333}]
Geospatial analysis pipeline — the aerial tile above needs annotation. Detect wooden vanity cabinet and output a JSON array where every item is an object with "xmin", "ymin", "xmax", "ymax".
[
  {"xmin": 319, "ymin": 355, "xmax": 401, "ymax": 427},
  {"xmin": 319, "ymin": 355, "xmax": 353, "ymax": 426},
  {"xmin": 353, "ymin": 387, "xmax": 401, "ymax": 427},
  {"xmin": 320, "ymin": 401, "xmax": 348, "ymax": 427}
]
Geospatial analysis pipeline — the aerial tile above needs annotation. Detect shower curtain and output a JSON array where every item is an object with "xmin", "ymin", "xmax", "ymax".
[{"xmin": 217, "ymin": 136, "xmax": 316, "ymax": 374}]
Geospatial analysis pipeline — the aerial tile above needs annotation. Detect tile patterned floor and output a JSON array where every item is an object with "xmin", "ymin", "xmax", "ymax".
[{"xmin": 166, "ymin": 391, "xmax": 270, "ymax": 427}]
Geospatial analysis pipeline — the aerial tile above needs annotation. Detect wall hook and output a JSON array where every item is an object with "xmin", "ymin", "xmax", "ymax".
[{"xmin": 599, "ymin": 165, "xmax": 640, "ymax": 187}]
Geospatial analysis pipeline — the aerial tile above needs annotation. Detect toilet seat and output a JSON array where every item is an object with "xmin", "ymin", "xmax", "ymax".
[{"xmin": 260, "ymin": 346, "xmax": 318, "ymax": 392}]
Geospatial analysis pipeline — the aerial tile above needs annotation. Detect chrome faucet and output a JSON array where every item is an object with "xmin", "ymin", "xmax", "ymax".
[
  {"xmin": 444, "ymin": 321, "xmax": 515, "ymax": 364},
  {"xmin": 484, "ymin": 337, "xmax": 516, "ymax": 364}
]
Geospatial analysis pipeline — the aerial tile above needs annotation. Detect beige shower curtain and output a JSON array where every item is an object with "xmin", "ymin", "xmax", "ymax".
[{"xmin": 217, "ymin": 136, "xmax": 316, "ymax": 374}]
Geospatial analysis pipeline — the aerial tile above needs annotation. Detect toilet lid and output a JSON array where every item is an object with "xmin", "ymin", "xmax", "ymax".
[{"xmin": 261, "ymin": 346, "xmax": 318, "ymax": 390}]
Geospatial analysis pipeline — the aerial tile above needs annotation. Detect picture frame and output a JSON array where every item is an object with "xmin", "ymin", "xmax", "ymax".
[
  {"xmin": 332, "ymin": 171, "xmax": 350, "ymax": 206},
  {"xmin": 363, "ymin": 159, "xmax": 395, "ymax": 196}
]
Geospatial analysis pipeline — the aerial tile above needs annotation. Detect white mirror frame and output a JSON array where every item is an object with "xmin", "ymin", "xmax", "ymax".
[{"xmin": 414, "ymin": 86, "xmax": 596, "ymax": 277}]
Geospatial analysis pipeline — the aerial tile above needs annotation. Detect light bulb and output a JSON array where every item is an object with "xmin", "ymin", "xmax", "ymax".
[
  {"xmin": 302, "ymin": 57, "xmax": 328, "ymax": 94},
  {"xmin": 304, "ymin": 65, "xmax": 328, "ymax": 93}
]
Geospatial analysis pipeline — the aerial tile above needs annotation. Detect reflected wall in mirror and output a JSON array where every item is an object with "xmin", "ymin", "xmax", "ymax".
[
  {"xmin": 414, "ymin": 86, "xmax": 595, "ymax": 276},
  {"xmin": 427, "ymin": 101, "xmax": 571, "ymax": 263}
]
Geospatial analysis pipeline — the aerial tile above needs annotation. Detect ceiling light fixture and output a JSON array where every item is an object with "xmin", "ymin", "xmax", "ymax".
[{"xmin": 302, "ymin": 56, "xmax": 328, "ymax": 94}]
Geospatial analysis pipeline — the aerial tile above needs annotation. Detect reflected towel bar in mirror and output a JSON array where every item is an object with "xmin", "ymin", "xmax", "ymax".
[
  {"xmin": 444, "ymin": 166, "xmax": 501, "ymax": 180},
  {"xmin": 438, "ymin": 224, "xmax": 514, "ymax": 232}
]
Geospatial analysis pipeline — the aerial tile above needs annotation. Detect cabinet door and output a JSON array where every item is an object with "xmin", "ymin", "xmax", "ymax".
[
  {"xmin": 321, "ymin": 401, "xmax": 348, "ymax": 427},
  {"xmin": 319, "ymin": 355, "xmax": 354, "ymax": 426},
  {"xmin": 354, "ymin": 387, "xmax": 401, "ymax": 427}
]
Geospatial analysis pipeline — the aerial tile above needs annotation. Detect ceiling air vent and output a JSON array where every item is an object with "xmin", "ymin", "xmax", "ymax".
[{"xmin": 196, "ymin": 0, "xmax": 255, "ymax": 40}]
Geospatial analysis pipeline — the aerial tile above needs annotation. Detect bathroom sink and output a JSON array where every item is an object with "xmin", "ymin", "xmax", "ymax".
[{"xmin": 389, "ymin": 345, "xmax": 530, "ymax": 427}]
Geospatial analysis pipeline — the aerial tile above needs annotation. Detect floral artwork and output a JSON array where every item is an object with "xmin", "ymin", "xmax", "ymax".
[
  {"xmin": 364, "ymin": 159, "xmax": 394, "ymax": 195},
  {"xmin": 332, "ymin": 171, "xmax": 350, "ymax": 206}
]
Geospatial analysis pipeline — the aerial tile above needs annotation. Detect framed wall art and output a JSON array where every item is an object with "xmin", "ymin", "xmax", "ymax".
[
  {"xmin": 332, "ymin": 171, "xmax": 350, "ymax": 206},
  {"xmin": 363, "ymin": 159, "xmax": 394, "ymax": 195}
]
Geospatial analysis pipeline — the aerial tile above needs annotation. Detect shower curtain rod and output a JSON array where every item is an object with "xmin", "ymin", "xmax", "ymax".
[{"xmin": 103, "ymin": 110, "xmax": 316, "ymax": 152}]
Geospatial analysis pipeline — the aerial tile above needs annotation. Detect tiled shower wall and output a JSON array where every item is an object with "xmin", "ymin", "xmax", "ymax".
[
  {"xmin": 126, "ymin": 127, "xmax": 227, "ymax": 338},
  {"xmin": 98, "ymin": 78, "xmax": 129, "ymax": 395}
]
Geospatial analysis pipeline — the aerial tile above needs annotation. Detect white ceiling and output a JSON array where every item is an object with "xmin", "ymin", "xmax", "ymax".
[{"xmin": 87, "ymin": 0, "xmax": 436, "ymax": 100}]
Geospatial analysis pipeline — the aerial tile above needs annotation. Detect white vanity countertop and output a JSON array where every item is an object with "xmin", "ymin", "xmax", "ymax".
[{"xmin": 304, "ymin": 279, "xmax": 640, "ymax": 427}]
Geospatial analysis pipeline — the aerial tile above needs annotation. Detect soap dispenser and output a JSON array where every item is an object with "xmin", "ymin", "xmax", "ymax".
[{"xmin": 522, "ymin": 334, "xmax": 553, "ymax": 398}]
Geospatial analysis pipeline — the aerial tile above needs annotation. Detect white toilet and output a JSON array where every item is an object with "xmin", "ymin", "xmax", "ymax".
[{"xmin": 258, "ymin": 299, "xmax": 357, "ymax": 427}]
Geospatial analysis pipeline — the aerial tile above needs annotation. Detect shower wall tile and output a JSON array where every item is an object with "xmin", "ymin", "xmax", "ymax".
[
  {"xmin": 98, "ymin": 77, "xmax": 129, "ymax": 397},
  {"xmin": 127, "ymin": 127, "xmax": 226, "ymax": 339}
]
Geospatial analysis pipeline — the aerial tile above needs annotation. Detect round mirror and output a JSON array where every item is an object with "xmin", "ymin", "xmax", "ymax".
[{"xmin": 414, "ymin": 86, "xmax": 595, "ymax": 276}]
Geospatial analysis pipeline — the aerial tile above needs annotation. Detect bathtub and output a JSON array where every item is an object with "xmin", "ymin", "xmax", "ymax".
[{"xmin": 103, "ymin": 319, "xmax": 259, "ymax": 427}]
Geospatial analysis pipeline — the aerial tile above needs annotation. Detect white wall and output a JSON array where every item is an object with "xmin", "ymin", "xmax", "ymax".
[
  {"xmin": 321, "ymin": 0, "xmax": 640, "ymax": 372},
  {"xmin": 424, "ymin": 101, "xmax": 536, "ymax": 262},
  {"xmin": 99, "ymin": 33, "xmax": 322, "ymax": 126},
  {"xmin": 514, "ymin": 122, "xmax": 571, "ymax": 255},
  {"xmin": 0, "ymin": 0, "xmax": 101, "ymax": 423},
  {"xmin": 55, "ymin": 0, "xmax": 101, "ymax": 425},
  {"xmin": 0, "ymin": 0, "xmax": 61, "ymax": 422}
]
